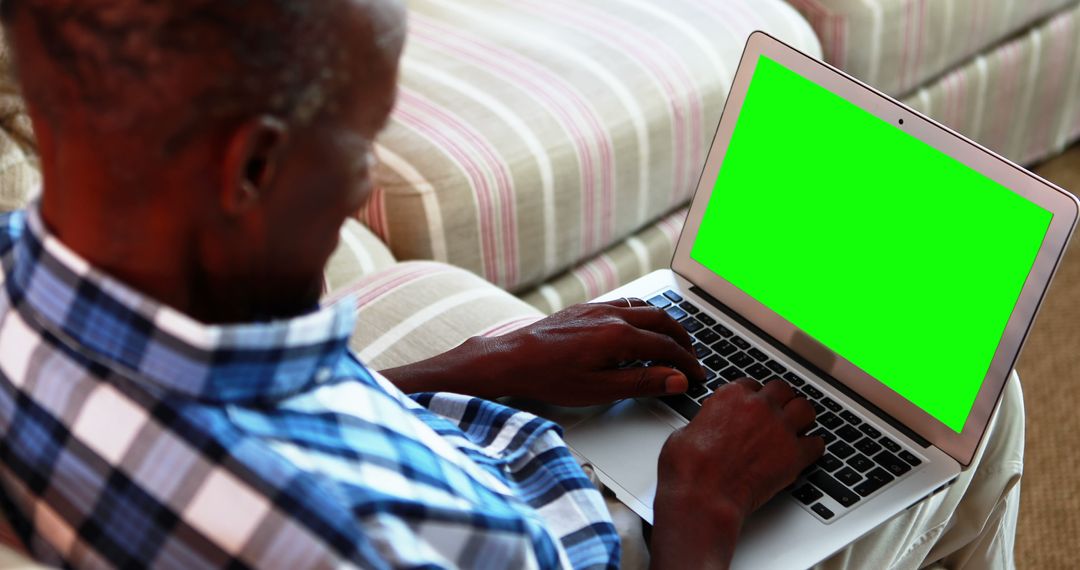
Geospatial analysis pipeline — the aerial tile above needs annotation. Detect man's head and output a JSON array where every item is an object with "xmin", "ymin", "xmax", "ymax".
[{"xmin": 2, "ymin": 0, "xmax": 406, "ymax": 322}]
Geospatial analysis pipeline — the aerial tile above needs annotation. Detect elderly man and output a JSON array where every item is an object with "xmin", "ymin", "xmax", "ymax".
[{"xmin": 0, "ymin": 0, "xmax": 1022, "ymax": 569}]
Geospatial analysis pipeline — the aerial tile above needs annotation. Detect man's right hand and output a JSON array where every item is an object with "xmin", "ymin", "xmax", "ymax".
[{"xmin": 650, "ymin": 378, "xmax": 824, "ymax": 569}]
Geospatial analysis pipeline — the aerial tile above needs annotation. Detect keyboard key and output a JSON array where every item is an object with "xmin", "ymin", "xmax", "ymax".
[
  {"xmin": 693, "ymin": 343, "xmax": 712, "ymax": 359},
  {"xmin": 679, "ymin": 302, "xmax": 699, "ymax": 315},
  {"xmin": 854, "ymin": 468, "xmax": 894, "ymax": 497},
  {"xmin": 714, "ymin": 324, "xmax": 734, "ymax": 337},
  {"xmin": 818, "ymin": 412, "xmax": 843, "ymax": 430},
  {"xmin": 835, "ymin": 425, "xmax": 862, "ymax": 443},
  {"xmin": 811, "ymin": 503, "xmax": 835, "ymax": 520},
  {"xmin": 835, "ymin": 467, "xmax": 862, "ymax": 486},
  {"xmin": 747, "ymin": 348, "xmax": 768, "ymax": 361},
  {"xmin": 809, "ymin": 428, "xmax": 837, "ymax": 445},
  {"xmin": 847, "ymin": 454, "xmax": 874, "ymax": 473},
  {"xmin": 879, "ymin": 437, "xmax": 901, "ymax": 453},
  {"xmin": 658, "ymin": 394, "xmax": 698, "ymax": 421},
  {"xmin": 703, "ymin": 368, "xmax": 717, "ymax": 382},
  {"xmin": 647, "ymin": 295, "xmax": 672, "ymax": 308},
  {"xmin": 696, "ymin": 328, "xmax": 722, "ymax": 345},
  {"xmin": 793, "ymin": 484, "xmax": 823, "ymax": 505},
  {"xmin": 822, "ymin": 397, "xmax": 842, "ymax": 413},
  {"xmin": 866, "ymin": 467, "xmax": 896, "ymax": 486},
  {"xmin": 766, "ymin": 360, "xmax": 786, "ymax": 374},
  {"xmin": 746, "ymin": 363, "xmax": 770, "ymax": 380},
  {"xmin": 899, "ymin": 450, "xmax": 922, "ymax": 467},
  {"xmin": 808, "ymin": 471, "xmax": 860, "ymax": 508},
  {"xmin": 698, "ymin": 314, "xmax": 717, "ymax": 327},
  {"xmin": 858, "ymin": 424, "xmax": 882, "ymax": 439},
  {"xmin": 783, "ymin": 372, "xmax": 806, "ymax": 386},
  {"xmin": 663, "ymin": 290, "xmax": 683, "ymax": 303},
  {"xmin": 731, "ymin": 337, "xmax": 751, "ymax": 350},
  {"xmin": 720, "ymin": 366, "xmax": 745, "ymax": 381},
  {"xmin": 817, "ymin": 453, "xmax": 842, "ymax": 472},
  {"xmin": 687, "ymin": 383, "xmax": 708, "ymax": 399},
  {"xmin": 840, "ymin": 411, "xmax": 862, "ymax": 426},
  {"xmin": 854, "ymin": 438, "xmax": 882, "ymax": 456},
  {"xmin": 730, "ymin": 352, "xmax": 755, "ymax": 368},
  {"xmin": 828, "ymin": 441, "xmax": 855, "ymax": 459},
  {"xmin": 680, "ymin": 317, "xmax": 704, "ymax": 333},
  {"xmin": 812, "ymin": 402, "xmax": 825, "ymax": 415},
  {"xmin": 802, "ymin": 385, "xmax": 823, "ymax": 400},
  {"xmin": 706, "ymin": 377, "xmax": 726, "ymax": 391},
  {"xmin": 665, "ymin": 306, "xmax": 688, "ymax": 321},
  {"xmin": 712, "ymin": 339, "xmax": 737, "ymax": 356},
  {"xmin": 873, "ymin": 451, "xmax": 912, "ymax": 477},
  {"xmin": 703, "ymin": 354, "xmax": 729, "ymax": 372}
]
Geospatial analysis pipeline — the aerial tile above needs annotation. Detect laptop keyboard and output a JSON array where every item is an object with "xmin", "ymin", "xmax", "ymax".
[{"xmin": 646, "ymin": 289, "xmax": 925, "ymax": 522}]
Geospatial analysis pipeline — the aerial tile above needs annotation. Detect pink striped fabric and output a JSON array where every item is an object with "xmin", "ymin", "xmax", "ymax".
[
  {"xmin": 902, "ymin": 3, "xmax": 1080, "ymax": 166},
  {"xmin": 334, "ymin": 261, "xmax": 545, "ymax": 369},
  {"xmin": 520, "ymin": 208, "xmax": 690, "ymax": 314},
  {"xmin": 786, "ymin": 0, "xmax": 1076, "ymax": 97},
  {"xmin": 363, "ymin": 0, "xmax": 818, "ymax": 294}
]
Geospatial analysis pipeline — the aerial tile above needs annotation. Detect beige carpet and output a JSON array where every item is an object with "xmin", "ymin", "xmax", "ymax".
[{"xmin": 1015, "ymin": 145, "xmax": 1080, "ymax": 569}]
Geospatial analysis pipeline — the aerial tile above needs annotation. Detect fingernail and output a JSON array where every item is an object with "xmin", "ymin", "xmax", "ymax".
[{"xmin": 665, "ymin": 374, "xmax": 688, "ymax": 394}]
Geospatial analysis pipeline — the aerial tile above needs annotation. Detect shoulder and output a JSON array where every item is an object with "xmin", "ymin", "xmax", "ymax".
[{"xmin": 0, "ymin": 209, "xmax": 26, "ymax": 256}]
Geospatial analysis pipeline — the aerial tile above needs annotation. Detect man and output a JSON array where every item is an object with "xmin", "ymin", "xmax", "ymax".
[{"xmin": 0, "ymin": 0, "xmax": 1022, "ymax": 569}]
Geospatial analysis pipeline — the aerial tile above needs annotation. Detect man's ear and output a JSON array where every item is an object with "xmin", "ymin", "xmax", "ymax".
[{"xmin": 221, "ymin": 116, "xmax": 289, "ymax": 215}]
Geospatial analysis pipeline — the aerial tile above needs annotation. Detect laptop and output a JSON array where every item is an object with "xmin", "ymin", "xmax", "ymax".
[{"xmin": 560, "ymin": 32, "xmax": 1079, "ymax": 569}]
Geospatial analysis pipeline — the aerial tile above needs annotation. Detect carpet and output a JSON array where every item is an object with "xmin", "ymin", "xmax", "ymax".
[{"xmin": 1015, "ymin": 144, "xmax": 1080, "ymax": 569}]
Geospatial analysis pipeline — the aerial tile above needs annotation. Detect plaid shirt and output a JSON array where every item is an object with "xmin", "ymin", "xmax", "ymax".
[{"xmin": 0, "ymin": 207, "xmax": 619, "ymax": 569}]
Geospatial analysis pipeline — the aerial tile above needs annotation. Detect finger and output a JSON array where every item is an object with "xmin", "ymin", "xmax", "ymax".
[
  {"xmin": 759, "ymin": 377, "xmax": 795, "ymax": 408},
  {"xmin": 732, "ymin": 378, "xmax": 761, "ymax": 392},
  {"xmin": 618, "ymin": 329, "xmax": 705, "ymax": 383},
  {"xmin": 596, "ymin": 297, "xmax": 648, "ymax": 309},
  {"xmin": 782, "ymin": 396, "xmax": 817, "ymax": 433},
  {"xmin": 799, "ymin": 433, "xmax": 827, "ymax": 465},
  {"xmin": 596, "ymin": 365, "xmax": 690, "ymax": 399},
  {"xmin": 618, "ymin": 305, "xmax": 696, "ymax": 354}
]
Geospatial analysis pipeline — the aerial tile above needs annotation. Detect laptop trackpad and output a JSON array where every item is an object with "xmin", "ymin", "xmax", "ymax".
[{"xmin": 565, "ymin": 399, "xmax": 677, "ymax": 514}]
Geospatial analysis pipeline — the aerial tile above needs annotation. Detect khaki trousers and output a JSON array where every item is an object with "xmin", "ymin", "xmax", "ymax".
[{"xmin": 594, "ymin": 372, "xmax": 1024, "ymax": 570}]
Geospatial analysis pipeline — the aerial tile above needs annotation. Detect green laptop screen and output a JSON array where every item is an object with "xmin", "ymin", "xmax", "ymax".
[{"xmin": 691, "ymin": 55, "xmax": 1053, "ymax": 433}]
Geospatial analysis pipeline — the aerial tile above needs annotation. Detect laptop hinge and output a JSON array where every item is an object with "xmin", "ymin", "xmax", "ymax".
[{"xmin": 689, "ymin": 285, "xmax": 931, "ymax": 449}]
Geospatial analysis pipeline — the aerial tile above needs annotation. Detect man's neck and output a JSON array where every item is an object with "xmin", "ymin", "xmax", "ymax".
[{"xmin": 39, "ymin": 183, "xmax": 324, "ymax": 326}]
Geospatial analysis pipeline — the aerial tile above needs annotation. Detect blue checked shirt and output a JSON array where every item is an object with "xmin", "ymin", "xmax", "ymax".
[{"xmin": 0, "ymin": 207, "xmax": 620, "ymax": 569}]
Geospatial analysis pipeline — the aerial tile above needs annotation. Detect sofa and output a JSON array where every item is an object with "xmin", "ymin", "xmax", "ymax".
[
  {"xmin": 356, "ymin": 0, "xmax": 1080, "ymax": 316},
  {"xmin": 0, "ymin": 0, "xmax": 1076, "ymax": 566}
]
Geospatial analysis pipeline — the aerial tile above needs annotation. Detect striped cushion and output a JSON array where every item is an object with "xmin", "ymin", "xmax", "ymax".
[
  {"xmin": 323, "ymin": 218, "xmax": 398, "ymax": 294},
  {"xmin": 363, "ymin": 0, "xmax": 819, "ymax": 294},
  {"xmin": 324, "ymin": 261, "xmax": 544, "ymax": 370},
  {"xmin": 902, "ymin": 3, "xmax": 1080, "ymax": 165},
  {"xmin": 520, "ymin": 208, "xmax": 686, "ymax": 314},
  {"xmin": 787, "ymin": 0, "xmax": 1078, "ymax": 97}
]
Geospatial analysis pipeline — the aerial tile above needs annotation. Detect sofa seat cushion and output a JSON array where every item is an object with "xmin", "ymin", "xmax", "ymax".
[
  {"xmin": 325, "ymin": 261, "xmax": 545, "ymax": 370},
  {"xmin": 786, "ymin": 0, "xmax": 1078, "ymax": 97},
  {"xmin": 323, "ymin": 218, "xmax": 399, "ymax": 293},
  {"xmin": 364, "ymin": 0, "xmax": 819, "ymax": 294}
]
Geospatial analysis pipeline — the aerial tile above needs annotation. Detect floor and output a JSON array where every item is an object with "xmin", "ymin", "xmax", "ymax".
[{"xmin": 1015, "ymin": 144, "xmax": 1080, "ymax": 568}]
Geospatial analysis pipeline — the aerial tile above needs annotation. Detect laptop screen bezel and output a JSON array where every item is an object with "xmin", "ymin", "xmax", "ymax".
[{"xmin": 672, "ymin": 31, "xmax": 1079, "ymax": 467}]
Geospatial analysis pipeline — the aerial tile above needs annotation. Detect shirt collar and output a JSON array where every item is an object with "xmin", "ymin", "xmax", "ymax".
[{"xmin": 5, "ymin": 204, "xmax": 358, "ymax": 404}]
